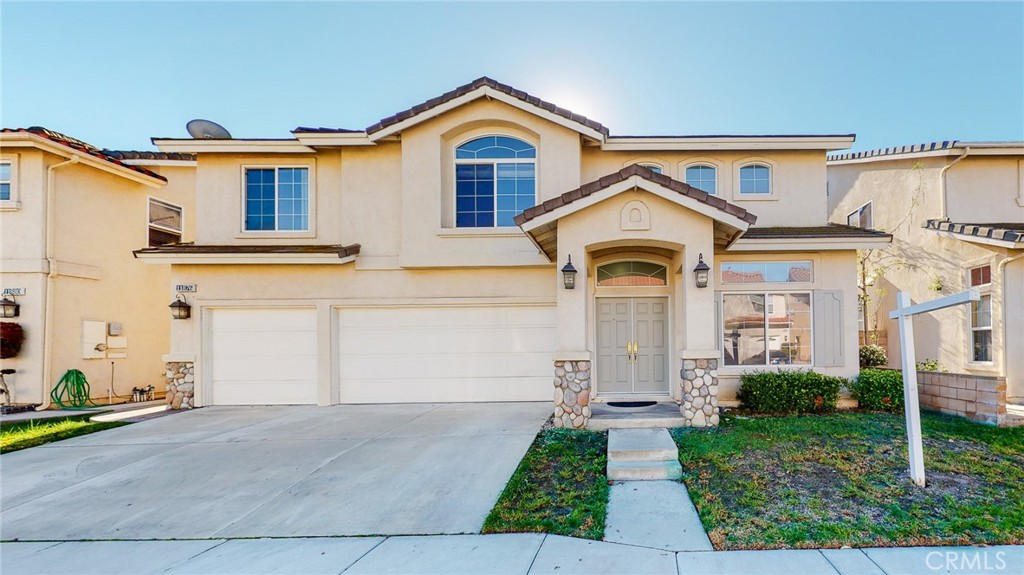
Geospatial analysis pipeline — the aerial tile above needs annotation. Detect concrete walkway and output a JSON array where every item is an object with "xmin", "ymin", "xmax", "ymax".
[
  {"xmin": 2, "ymin": 535, "xmax": 1020, "ymax": 575},
  {"xmin": 605, "ymin": 481, "xmax": 713, "ymax": 551}
]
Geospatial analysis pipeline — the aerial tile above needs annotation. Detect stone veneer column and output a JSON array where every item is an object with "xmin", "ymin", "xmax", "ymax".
[
  {"xmin": 553, "ymin": 360, "xmax": 592, "ymax": 429},
  {"xmin": 680, "ymin": 358, "xmax": 719, "ymax": 426},
  {"xmin": 165, "ymin": 361, "xmax": 195, "ymax": 409}
]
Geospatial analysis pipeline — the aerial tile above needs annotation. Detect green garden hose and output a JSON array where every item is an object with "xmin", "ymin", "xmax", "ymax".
[{"xmin": 50, "ymin": 369, "xmax": 99, "ymax": 409}]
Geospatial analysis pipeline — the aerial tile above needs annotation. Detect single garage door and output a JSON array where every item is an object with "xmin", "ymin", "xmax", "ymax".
[
  {"xmin": 338, "ymin": 305, "xmax": 556, "ymax": 403},
  {"xmin": 210, "ymin": 308, "xmax": 318, "ymax": 405}
]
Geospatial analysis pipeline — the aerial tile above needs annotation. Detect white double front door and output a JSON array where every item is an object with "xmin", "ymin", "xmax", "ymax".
[{"xmin": 596, "ymin": 297, "xmax": 669, "ymax": 395}]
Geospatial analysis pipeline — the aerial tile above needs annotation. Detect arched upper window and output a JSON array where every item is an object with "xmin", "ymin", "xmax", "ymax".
[
  {"xmin": 456, "ymin": 136, "xmax": 536, "ymax": 227},
  {"xmin": 639, "ymin": 163, "xmax": 663, "ymax": 174},
  {"xmin": 739, "ymin": 163, "xmax": 771, "ymax": 195},
  {"xmin": 596, "ymin": 261, "xmax": 668, "ymax": 287},
  {"xmin": 684, "ymin": 164, "xmax": 717, "ymax": 194}
]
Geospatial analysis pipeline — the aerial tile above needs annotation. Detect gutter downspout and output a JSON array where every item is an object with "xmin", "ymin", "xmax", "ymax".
[
  {"xmin": 997, "ymin": 253, "xmax": 1024, "ymax": 380},
  {"xmin": 37, "ymin": 156, "xmax": 80, "ymax": 410},
  {"xmin": 939, "ymin": 147, "xmax": 969, "ymax": 221}
]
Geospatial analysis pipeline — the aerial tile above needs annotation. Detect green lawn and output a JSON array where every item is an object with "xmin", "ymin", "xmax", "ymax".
[
  {"xmin": 1, "ymin": 414, "xmax": 128, "ymax": 453},
  {"xmin": 672, "ymin": 411, "xmax": 1024, "ymax": 550},
  {"xmin": 482, "ymin": 426, "xmax": 609, "ymax": 540}
]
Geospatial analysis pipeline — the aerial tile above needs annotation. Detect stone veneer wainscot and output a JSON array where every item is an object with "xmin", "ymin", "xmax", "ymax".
[
  {"xmin": 554, "ymin": 360, "xmax": 592, "ymax": 428},
  {"xmin": 680, "ymin": 358, "xmax": 719, "ymax": 426},
  {"xmin": 166, "ymin": 361, "xmax": 195, "ymax": 409}
]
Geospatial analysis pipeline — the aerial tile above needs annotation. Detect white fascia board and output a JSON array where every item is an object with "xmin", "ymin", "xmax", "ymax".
[
  {"xmin": 135, "ymin": 252, "xmax": 357, "ymax": 265},
  {"xmin": 121, "ymin": 159, "xmax": 198, "ymax": 167},
  {"xmin": 727, "ymin": 237, "xmax": 891, "ymax": 251},
  {"xmin": 829, "ymin": 147, "xmax": 1024, "ymax": 166},
  {"xmin": 928, "ymin": 229, "xmax": 1023, "ymax": 250},
  {"xmin": 520, "ymin": 175, "xmax": 751, "ymax": 232},
  {"xmin": 0, "ymin": 133, "xmax": 166, "ymax": 188},
  {"xmin": 367, "ymin": 86, "xmax": 606, "ymax": 142},
  {"xmin": 294, "ymin": 133, "xmax": 374, "ymax": 147},
  {"xmin": 152, "ymin": 139, "xmax": 316, "ymax": 154},
  {"xmin": 602, "ymin": 136, "xmax": 856, "ymax": 152}
]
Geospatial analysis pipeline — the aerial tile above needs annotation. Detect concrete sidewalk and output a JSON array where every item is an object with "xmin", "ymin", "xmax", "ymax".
[{"xmin": 2, "ymin": 534, "xmax": 1020, "ymax": 575}]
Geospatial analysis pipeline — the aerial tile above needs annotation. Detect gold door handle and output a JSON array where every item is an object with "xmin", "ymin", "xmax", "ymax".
[{"xmin": 632, "ymin": 341, "xmax": 639, "ymax": 364}]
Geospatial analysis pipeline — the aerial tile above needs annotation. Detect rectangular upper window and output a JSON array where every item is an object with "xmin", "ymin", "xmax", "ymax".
[
  {"xmin": 0, "ymin": 161, "xmax": 11, "ymax": 201},
  {"xmin": 722, "ymin": 292, "xmax": 812, "ymax": 366},
  {"xmin": 148, "ymin": 198, "xmax": 183, "ymax": 246},
  {"xmin": 969, "ymin": 265, "xmax": 991, "ymax": 287},
  {"xmin": 971, "ymin": 294, "xmax": 992, "ymax": 362},
  {"xmin": 847, "ymin": 202, "xmax": 872, "ymax": 228},
  {"xmin": 720, "ymin": 261, "xmax": 813, "ymax": 284},
  {"xmin": 245, "ymin": 167, "xmax": 309, "ymax": 231}
]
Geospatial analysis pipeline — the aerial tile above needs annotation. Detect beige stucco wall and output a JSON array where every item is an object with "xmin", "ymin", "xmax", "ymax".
[
  {"xmin": 828, "ymin": 155, "xmax": 1023, "ymax": 398},
  {"xmin": 584, "ymin": 149, "xmax": 829, "ymax": 227},
  {"xmin": 0, "ymin": 147, "xmax": 195, "ymax": 405}
]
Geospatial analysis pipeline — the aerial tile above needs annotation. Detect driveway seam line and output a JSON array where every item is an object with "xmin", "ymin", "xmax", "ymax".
[
  {"xmin": 208, "ymin": 436, "xmax": 376, "ymax": 538},
  {"xmin": 860, "ymin": 548, "xmax": 893, "ymax": 575},
  {"xmin": 155, "ymin": 538, "xmax": 230, "ymax": 574},
  {"xmin": 525, "ymin": 533, "xmax": 547, "ymax": 575},
  {"xmin": 816, "ymin": 549, "xmax": 844, "ymax": 575},
  {"xmin": 337, "ymin": 536, "xmax": 389, "ymax": 574}
]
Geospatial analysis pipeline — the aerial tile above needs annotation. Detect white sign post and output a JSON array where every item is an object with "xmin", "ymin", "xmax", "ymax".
[{"xmin": 889, "ymin": 289, "xmax": 980, "ymax": 487}]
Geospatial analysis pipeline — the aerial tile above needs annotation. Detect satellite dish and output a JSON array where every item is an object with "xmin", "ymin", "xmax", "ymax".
[{"xmin": 186, "ymin": 119, "xmax": 232, "ymax": 139}]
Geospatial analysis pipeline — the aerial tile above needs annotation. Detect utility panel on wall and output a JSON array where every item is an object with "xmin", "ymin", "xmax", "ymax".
[{"xmin": 82, "ymin": 320, "xmax": 107, "ymax": 359}]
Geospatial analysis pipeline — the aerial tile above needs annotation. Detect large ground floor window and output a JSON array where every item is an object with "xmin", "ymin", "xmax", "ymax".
[{"xmin": 722, "ymin": 292, "xmax": 812, "ymax": 366}]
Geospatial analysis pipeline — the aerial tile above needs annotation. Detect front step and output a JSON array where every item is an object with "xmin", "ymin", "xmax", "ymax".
[
  {"xmin": 607, "ymin": 459, "xmax": 683, "ymax": 481},
  {"xmin": 607, "ymin": 428, "xmax": 682, "ymax": 481}
]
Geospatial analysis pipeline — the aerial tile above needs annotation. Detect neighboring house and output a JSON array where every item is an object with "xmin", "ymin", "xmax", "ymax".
[
  {"xmin": 828, "ymin": 141, "xmax": 1024, "ymax": 425},
  {"xmin": 137, "ymin": 77, "xmax": 889, "ymax": 427},
  {"xmin": 0, "ymin": 127, "xmax": 195, "ymax": 408}
]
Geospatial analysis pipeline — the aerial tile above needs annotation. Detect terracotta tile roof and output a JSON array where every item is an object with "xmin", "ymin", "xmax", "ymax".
[
  {"xmin": 291, "ymin": 127, "xmax": 364, "ymax": 134},
  {"xmin": 741, "ymin": 224, "xmax": 892, "ymax": 239},
  {"xmin": 102, "ymin": 150, "xmax": 196, "ymax": 161},
  {"xmin": 365, "ymin": 77, "xmax": 609, "ymax": 137},
  {"xmin": 1, "ymin": 127, "xmax": 167, "ymax": 182},
  {"xmin": 513, "ymin": 164, "xmax": 758, "ymax": 227},
  {"xmin": 828, "ymin": 140, "xmax": 957, "ymax": 162},
  {"xmin": 924, "ymin": 220, "xmax": 1024, "ymax": 244},
  {"xmin": 133, "ymin": 243, "xmax": 361, "ymax": 258}
]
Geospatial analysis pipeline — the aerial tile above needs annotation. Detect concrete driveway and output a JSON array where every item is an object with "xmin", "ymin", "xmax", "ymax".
[{"xmin": 0, "ymin": 402, "xmax": 551, "ymax": 540}]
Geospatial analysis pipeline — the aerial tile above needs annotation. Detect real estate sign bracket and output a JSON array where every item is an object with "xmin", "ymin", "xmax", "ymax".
[{"xmin": 889, "ymin": 289, "xmax": 980, "ymax": 487}]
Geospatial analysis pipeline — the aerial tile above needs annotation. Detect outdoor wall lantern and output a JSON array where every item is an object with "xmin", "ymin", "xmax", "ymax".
[
  {"xmin": 0, "ymin": 296, "xmax": 20, "ymax": 318},
  {"xmin": 561, "ymin": 255, "xmax": 578, "ymax": 289},
  {"xmin": 169, "ymin": 294, "xmax": 192, "ymax": 320},
  {"xmin": 693, "ymin": 253, "xmax": 710, "ymax": 288}
]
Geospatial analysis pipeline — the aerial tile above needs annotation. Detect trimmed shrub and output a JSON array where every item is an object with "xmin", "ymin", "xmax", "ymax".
[
  {"xmin": 737, "ymin": 369, "xmax": 844, "ymax": 414},
  {"xmin": 859, "ymin": 344, "xmax": 888, "ymax": 368},
  {"xmin": 851, "ymin": 369, "xmax": 904, "ymax": 413}
]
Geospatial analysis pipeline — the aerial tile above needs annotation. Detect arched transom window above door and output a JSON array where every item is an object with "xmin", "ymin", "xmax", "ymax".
[
  {"xmin": 455, "ymin": 136, "xmax": 536, "ymax": 228},
  {"xmin": 596, "ymin": 261, "xmax": 668, "ymax": 287}
]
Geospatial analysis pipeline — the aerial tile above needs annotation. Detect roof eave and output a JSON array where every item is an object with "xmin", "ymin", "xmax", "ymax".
[
  {"xmin": 727, "ymin": 236, "xmax": 892, "ymax": 252},
  {"xmin": 1, "ymin": 132, "xmax": 166, "ymax": 187},
  {"xmin": 151, "ymin": 139, "xmax": 316, "ymax": 154},
  {"xmin": 602, "ymin": 135, "xmax": 856, "ymax": 152},
  {"xmin": 366, "ymin": 85, "xmax": 606, "ymax": 142}
]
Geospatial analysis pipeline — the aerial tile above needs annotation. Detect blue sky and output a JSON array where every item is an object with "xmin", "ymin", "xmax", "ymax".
[{"xmin": 3, "ymin": 1, "xmax": 1022, "ymax": 152}]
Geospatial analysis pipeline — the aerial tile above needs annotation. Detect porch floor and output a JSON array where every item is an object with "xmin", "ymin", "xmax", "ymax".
[{"xmin": 587, "ymin": 402, "xmax": 686, "ymax": 431}]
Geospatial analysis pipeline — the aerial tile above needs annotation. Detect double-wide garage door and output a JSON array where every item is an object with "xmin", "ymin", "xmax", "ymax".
[{"xmin": 209, "ymin": 305, "xmax": 555, "ymax": 405}]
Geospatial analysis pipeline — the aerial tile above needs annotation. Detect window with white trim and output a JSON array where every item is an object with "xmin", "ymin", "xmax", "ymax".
[
  {"xmin": 720, "ymin": 261, "xmax": 813, "ymax": 284},
  {"xmin": 847, "ymin": 202, "xmax": 872, "ymax": 228},
  {"xmin": 148, "ymin": 198, "xmax": 183, "ymax": 246},
  {"xmin": 639, "ymin": 163, "xmax": 663, "ymax": 174},
  {"xmin": 0, "ymin": 161, "xmax": 11, "ymax": 201},
  {"xmin": 722, "ymin": 292, "xmax": 812, "ymax": 366},
  {"xmin": 685, "ymin": 164, "xmax": 716, "ymax": 194},
  {"xmin": 244, "ymin": 167, "xmax": 309, "ymax": 231},
  {"xmin": 969, "ymin": 264, "xmax": 992, "ymax": 362},
  {"xmin": 739, "ymin": 164, "xmax": 771, "ymax": 195},
  {"xmin": 455, "ymin": 136, "xmax": 535, "ymax": 228}
]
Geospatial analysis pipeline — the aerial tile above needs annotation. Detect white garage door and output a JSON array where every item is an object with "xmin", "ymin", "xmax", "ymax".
[
  {"xmin": 210, "ymin": 308, "xmax": 318, "ymax": 405},
  {"xmin": 338, "ymin": 305, "xmax": 556, "ymax": 403}
]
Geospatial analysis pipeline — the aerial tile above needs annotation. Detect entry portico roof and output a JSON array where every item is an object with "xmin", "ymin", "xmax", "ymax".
[{"xmin": 515, "ymin": 164, "xmax": 757, "ymax": 260}]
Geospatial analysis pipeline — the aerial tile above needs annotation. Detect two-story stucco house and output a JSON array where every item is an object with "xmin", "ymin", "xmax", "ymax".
[
  {"xmin": 0, "ymin": 127, "xmax": 196, "ymax": 409},
  {"xmin": 828, "ymin": 141, "xmax": 1024, "ymax": 424},
  {"xmin": 137, "ymin": 77, "xmax": 889, "ymax": 428}
]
